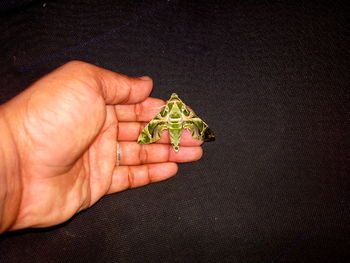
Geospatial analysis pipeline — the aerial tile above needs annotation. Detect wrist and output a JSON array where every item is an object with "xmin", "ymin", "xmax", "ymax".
[{"xmin": 0, "ymin": 104, "xmax": 22, "ymax": 233}]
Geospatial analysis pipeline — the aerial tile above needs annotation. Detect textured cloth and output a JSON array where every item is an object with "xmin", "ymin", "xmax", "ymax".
[{"xmin": 0, "ymin": 1, "xmax": 349, "ymax": 262}]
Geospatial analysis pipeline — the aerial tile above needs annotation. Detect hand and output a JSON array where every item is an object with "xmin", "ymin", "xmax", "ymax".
[{"xmin": 0, "ymin": 61, "xmax": 203, "ymax": 232}]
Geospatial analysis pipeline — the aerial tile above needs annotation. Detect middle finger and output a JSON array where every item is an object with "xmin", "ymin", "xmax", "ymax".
[
  {"xmin": 115, "ymin": 97, "xmax": 165, "ymax": 122},
  {"xmin": 118, "ymin": 142, "xmax": 203, "ymax": 165}
]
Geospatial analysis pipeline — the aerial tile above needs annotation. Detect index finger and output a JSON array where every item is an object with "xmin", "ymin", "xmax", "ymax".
[{"xmin": 52, "ymin": 61, "xmax": 154, "ymax": 105}]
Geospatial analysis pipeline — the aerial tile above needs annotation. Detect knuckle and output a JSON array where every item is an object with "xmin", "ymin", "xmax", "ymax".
[
  {"xmin": 145, "ymin": 165, "xmax": 152, "ymax": 184},
  {"xmin": 127, "ymin": 167, "xmax": 134, "ymax": 188},
  {"xmin": 134, "ymin": 102, "xmax": 143, "ymax": 121},
  {"xmin": 63, "ymin": 60, "xmax": 89, "ymax": 69},
  {"xmin": 139, "ymin": 144, "xmax": 148, "ymax": 164}
]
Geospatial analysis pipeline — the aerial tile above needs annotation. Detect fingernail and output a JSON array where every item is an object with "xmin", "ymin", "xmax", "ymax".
[{"xmin": 138, "ymin": 76, "xmax": 151, "ymax": 81}]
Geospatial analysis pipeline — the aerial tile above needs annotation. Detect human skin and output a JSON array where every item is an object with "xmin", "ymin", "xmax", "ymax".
[{"xmin": 0, "ymin": 61, "xmax": 203, "ymax": 233}]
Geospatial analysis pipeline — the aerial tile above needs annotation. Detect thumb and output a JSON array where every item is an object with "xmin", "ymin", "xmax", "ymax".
[{"xmin": 50, "ymin": 61, "xmax": 153, "ymax": 105}]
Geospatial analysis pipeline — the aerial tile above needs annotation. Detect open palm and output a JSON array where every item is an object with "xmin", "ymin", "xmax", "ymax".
[{"xmin": 3, "ymin": 61, "xmax": 203, "ymax": 230}]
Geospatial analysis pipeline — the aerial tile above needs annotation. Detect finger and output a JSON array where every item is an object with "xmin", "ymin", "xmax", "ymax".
[
  {"xmin": 119, "ymin": 142, "xmax": 203, "ymax": 165},
  {"xmin": 117, "ymin": 122, "xmax": 203, "ymax": 146},
  {"xmin": 115, "ymin": 97, "xmax": 165, "ymax": 122},
  {"xmin": 54, "ymin": 61, "xmax": 153, "ymax": 105},
  {"xmin": 107, "ymin": 162, "xmax": 178, "ymax": 194}
]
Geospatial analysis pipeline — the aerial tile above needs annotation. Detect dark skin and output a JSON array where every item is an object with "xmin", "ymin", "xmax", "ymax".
[{"xmin": 0, "ymin": 61, "xmax": 203, "ymax": 232}]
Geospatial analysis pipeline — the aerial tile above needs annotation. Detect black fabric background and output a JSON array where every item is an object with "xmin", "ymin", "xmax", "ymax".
[{"xmin": 0, "ymin": 1, "xmax": 349, "ymax": 262}]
